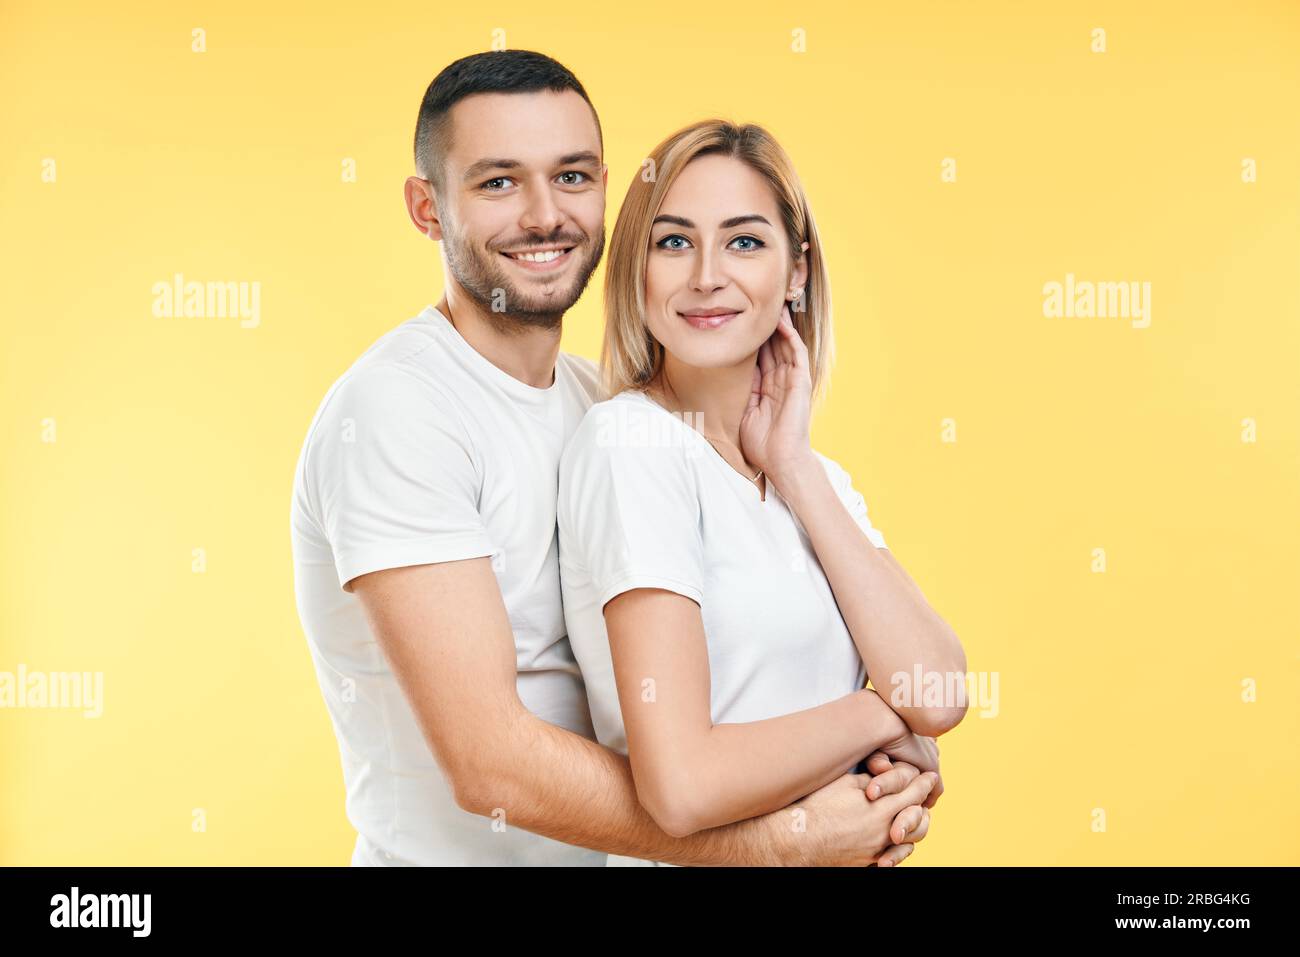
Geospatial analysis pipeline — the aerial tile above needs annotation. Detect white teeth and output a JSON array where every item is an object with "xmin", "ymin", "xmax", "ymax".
[{"xmin": 509, "ymin": 249, "xmax": 566, "ymax": 263}]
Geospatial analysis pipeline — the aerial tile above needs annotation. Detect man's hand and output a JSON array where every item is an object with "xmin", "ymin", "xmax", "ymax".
[
  {"xmin": 761, "ymin": 769, "xmax": 938, "ymax": 866},
  {"xmin": 349, "ymin": 557, "xmax": 905, "ymax": 866}
]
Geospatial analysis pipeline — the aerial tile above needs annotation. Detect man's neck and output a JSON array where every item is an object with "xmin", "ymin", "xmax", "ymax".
[{"xmin": 436, "ymin": 290, "xmax": 563, "ymax": 390}]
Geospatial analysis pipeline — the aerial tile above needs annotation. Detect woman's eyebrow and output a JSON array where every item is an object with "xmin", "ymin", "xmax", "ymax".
[{"xmin": 651, "ymin": 213, "xmax": 773, "ymax": 229}]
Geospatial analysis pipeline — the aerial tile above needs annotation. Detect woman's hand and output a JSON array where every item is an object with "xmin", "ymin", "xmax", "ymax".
[
  {"xmin": 863, "ymin": 749, "xmax": 944, "ymax": 809},
  {"xmin": 739, "ymin": 303, "xmax": 817, "ymax": 485},
  {"xmin": 882, "ymin": 732, "xmax": 939, "ymax": 773}
]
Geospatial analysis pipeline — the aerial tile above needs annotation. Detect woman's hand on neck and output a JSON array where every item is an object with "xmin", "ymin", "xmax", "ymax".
[{"xmin": 737, "ymin": 305, "xmax": 818, "ymax": 488}]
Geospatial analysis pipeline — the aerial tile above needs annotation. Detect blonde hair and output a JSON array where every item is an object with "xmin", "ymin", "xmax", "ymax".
[{"xmin": 601, "ymin": 119, "xmax": 833, "ymax": 400}]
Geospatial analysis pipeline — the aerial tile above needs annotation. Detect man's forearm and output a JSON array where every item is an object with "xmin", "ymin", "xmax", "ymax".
[{"xmin": 455, "ymin": 708, "xmax": 788, "ymax": 866}]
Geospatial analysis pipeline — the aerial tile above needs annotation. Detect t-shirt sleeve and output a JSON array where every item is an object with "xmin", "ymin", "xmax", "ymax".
[
  {"xmin": 816, "ymin": 452, "xmax": 888, "ymax": 550},
  {"xmin": 559, "ymin": 403, "xmax": 704, "ymax": 609},
  {"xmin": 306, "ymin": 364, "xmax": 495, "ymax": 590}
]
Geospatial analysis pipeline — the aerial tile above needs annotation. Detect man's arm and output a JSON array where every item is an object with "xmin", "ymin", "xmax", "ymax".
[
  {"xmin": 601, "ymin": 586, "xmax": 919, "ymax": 838},
  {"xmin": 351, "ymin": 557, "xmax": 785, "ymax": 865},
  {"xmin": 350, "ymin": 557, "xmax": 931, "ymax": 866}
]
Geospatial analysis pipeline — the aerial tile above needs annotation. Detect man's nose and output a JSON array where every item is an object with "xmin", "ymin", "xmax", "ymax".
[{"xmin": 519, "ymin": 183, "xmax": 565, "ymax": 236}]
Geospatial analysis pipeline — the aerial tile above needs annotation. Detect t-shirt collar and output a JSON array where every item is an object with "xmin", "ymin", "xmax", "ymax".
[{"xmin": 420, "ymin": 304, "xmax": 562, "ymax": 404}]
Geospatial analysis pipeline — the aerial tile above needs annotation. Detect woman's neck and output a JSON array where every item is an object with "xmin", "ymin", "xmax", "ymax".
[{"xmin": 650, "ymin": 352, "xmax": 756, "ymax": 453}]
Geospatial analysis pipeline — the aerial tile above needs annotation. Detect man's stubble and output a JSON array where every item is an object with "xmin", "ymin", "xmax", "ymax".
[{"xmin": 441, "ymin": 213, "xmax": 606, "ymax": 334}]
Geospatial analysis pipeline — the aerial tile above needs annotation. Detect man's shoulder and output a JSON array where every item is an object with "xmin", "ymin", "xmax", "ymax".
[
  {"xmin": 296, "ymin": 314, "xmax": 470, "ymax": 465},
  {"xmin": 319, "ymin": 311, "xmax": 465, "ymax": 411},
  {"xmin": 557, "ymin": 351, "xmax": 601, "ymax": 404},
  {"xmin": 558, "ymin": 351, "xmax": 598, "ymax": 375},
  {"xmin": 343, "ymin": 308, "xmax": 454, "ymax": 383}
]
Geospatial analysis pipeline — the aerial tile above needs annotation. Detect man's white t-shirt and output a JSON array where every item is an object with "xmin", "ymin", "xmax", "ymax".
[
  {"xmin": 290, "ymin": 304, "xmax": 606, "ymax": 866},
  {"xmin": 557, "ymin": 389, "xmax": 889, "ymax": 865}
]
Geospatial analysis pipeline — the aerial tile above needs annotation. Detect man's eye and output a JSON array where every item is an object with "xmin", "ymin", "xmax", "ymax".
[
  {"xmin": 655, "ymin": 235, "xmax": 691, "ymax": 250},
  {"xmin": 558, "ymin": 171, "xmax": 589, "ymax": 185},
  {"xmin": 482, "ymin": 177, "xmax": 514, "ymax": 191}
]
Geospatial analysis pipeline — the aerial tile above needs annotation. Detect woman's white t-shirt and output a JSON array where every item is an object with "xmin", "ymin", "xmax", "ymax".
[{"xmin": 557, "ymin": 389, "xmax": 889, "ymax": 864}]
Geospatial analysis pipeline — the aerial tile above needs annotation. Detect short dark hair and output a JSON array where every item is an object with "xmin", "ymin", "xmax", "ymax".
[{"xmin": 413, "ymin": 50, "xmax": 601, "ymax": 195}]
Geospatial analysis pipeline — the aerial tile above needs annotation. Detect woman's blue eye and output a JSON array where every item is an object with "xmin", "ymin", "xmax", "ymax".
[{"xmin": 655, "ymin": 234, "xmax": 764, "ymax": 252}]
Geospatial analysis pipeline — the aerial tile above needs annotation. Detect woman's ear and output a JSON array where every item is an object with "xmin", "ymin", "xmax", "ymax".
[{"xmin": 788, "ymin": 241, "xmax": 810, "ymax": 302}]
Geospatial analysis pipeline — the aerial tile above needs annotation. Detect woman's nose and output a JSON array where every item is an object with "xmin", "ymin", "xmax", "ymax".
[{"xmin": 690, "ymin": 245, "xmax": 727, "ymax": 292}]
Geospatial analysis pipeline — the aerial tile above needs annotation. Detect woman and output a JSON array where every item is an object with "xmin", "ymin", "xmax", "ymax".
[{"xmin": 557, "ymin": 120, "xmax": 966, "ymax": 866}]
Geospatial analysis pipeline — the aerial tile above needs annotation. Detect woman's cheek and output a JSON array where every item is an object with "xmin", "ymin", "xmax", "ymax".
[{"xmin": 644, "ymin": 271, "xmax": 682, "ymax": 342}]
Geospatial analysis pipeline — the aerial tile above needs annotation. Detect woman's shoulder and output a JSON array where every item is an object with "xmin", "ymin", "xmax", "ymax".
[
  {"xmin": 562, "ymin": 390, "xmax": 700, "ymax": 477},
  {"xmin": 810, "ymin": 448, "xmax": 850, "ymax": 481},
  {"xmin": 579, "ymin": 387, "xmax": 648, "ymax": 420},
  {"xmin": 808, "ymin": 449, "xmax": 868, "ymax": 499},
  {"xmin": 809, "ymin": 448, "xmax": 887, "ymax": 545},
  {"xmin": 558, "ymin": 391, "xmax": 703, "ymax": 532},
  {"xmin": 568, "ymin": 390, "xmax": 694, "ymax": 451}
]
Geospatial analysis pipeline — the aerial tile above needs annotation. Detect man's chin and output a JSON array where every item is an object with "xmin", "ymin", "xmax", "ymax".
[
  {"xmin": 491, "ymin": 285, "xmax": 581, "ymax": 324},
  {"xmin": 493, "ymin": 264, "xmax": 599, "ymax": 321},
  {"xmin": 449, "ymin": 243, "xmax": 602, "ymax": 325}
]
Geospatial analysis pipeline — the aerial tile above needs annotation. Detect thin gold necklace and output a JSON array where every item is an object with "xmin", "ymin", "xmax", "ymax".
[
  {"xmin": 703, "ymin": 435, "xmax": 763, "ymax": 485},
  {"xmin": 649, "ymin": 384, "xmax": 764, "ymax": 491}
]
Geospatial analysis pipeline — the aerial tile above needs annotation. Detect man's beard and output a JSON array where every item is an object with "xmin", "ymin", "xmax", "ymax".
[{"xmin": 443, "ymin": 222, "xmax": 605, "ymax": 332}]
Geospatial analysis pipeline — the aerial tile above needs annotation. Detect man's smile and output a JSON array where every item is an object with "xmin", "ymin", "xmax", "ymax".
[{"xmin": 500, "ymin": 244, "xmax": 577, "ymax": 272}]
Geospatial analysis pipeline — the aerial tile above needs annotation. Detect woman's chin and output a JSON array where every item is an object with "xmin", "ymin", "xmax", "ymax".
[{"xmin": 662, "ymin": 343, "xmax": 758, "ymax": 373}]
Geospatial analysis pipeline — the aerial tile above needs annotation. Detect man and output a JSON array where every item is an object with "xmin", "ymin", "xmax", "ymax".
[{"xmin": 290, "ymin": 49, "xmax": 936, "ymax": 866}]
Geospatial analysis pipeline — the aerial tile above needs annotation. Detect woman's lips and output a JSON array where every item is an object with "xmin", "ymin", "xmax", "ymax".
[{"xmin": 680, "ymin": 310, "xmax": 740, "ymax": 329}]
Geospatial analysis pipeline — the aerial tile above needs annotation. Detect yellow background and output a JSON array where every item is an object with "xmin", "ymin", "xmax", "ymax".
[{"xmin": 2, "ymin": 0, "xmax": 1297, "ymax": 865}]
